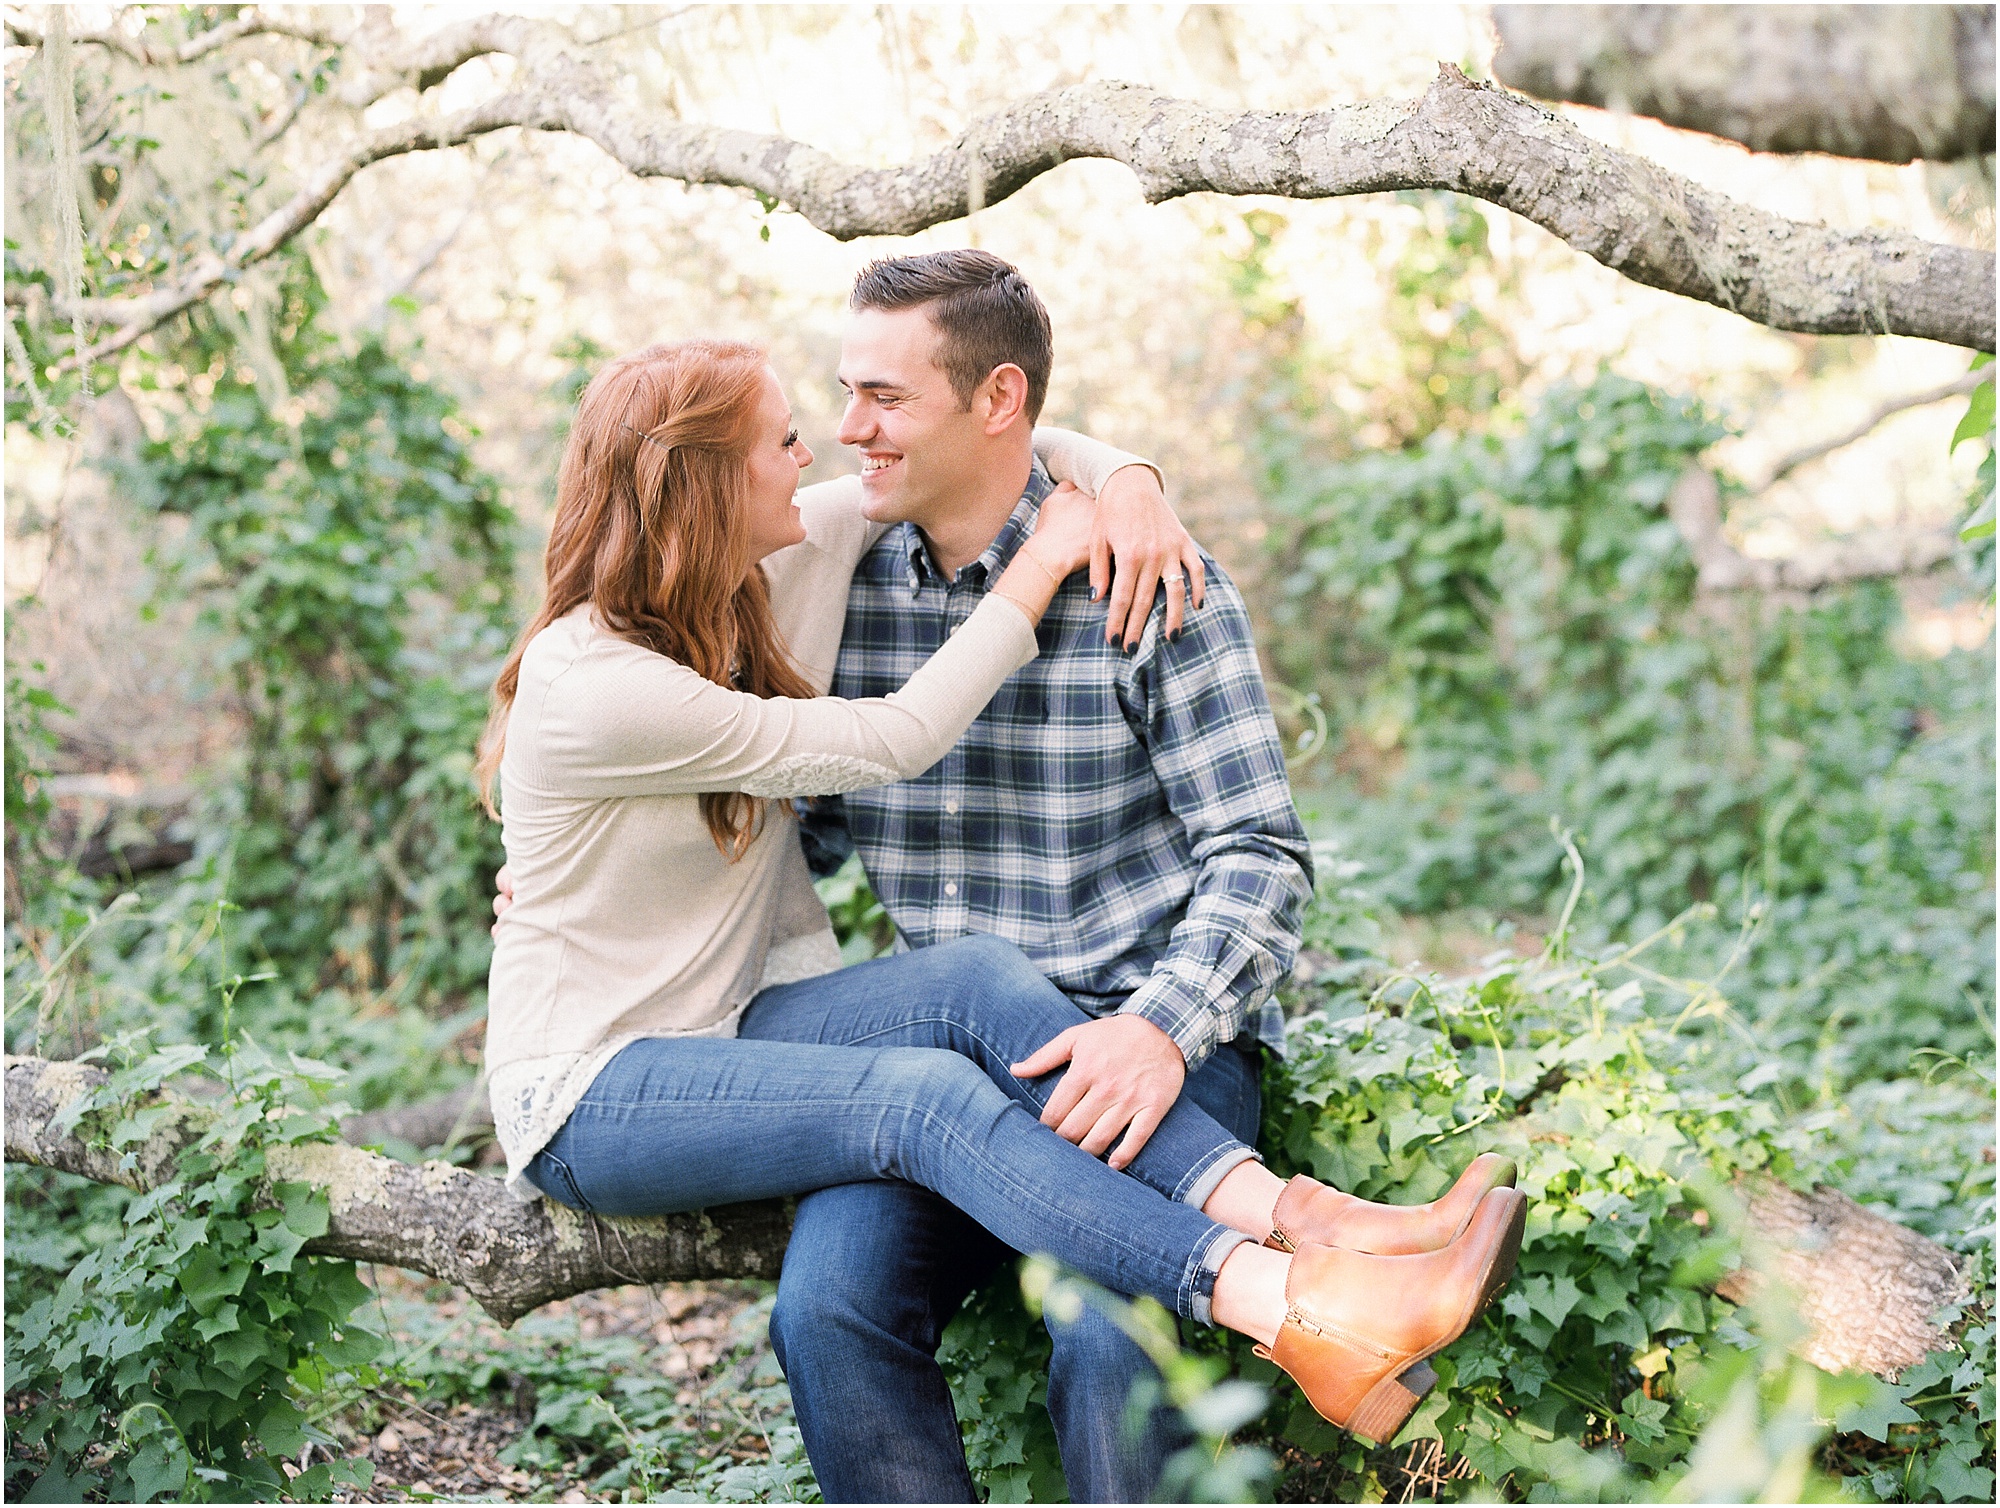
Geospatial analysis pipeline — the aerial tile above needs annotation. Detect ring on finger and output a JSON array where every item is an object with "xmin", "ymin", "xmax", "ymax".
[{"xmin": 1163, "ymin": 572, "xmax": 1185, "ymax": 586}]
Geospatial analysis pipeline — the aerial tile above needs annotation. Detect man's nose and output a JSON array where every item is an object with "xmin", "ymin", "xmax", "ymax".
[{"xmin": 836, "ymin": 397, "xmax": 870, "ymax": 447}]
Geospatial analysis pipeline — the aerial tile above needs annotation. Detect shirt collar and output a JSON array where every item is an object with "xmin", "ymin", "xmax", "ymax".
[{"xmin": 900, "ymin": 460, "xmax": 1055, "ymax": 592}]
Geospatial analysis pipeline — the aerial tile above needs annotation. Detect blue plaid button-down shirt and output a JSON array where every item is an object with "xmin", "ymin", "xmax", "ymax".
[{"xmin": 800, "ymin": 463, "xmax": 1313, "ymax": 1067}]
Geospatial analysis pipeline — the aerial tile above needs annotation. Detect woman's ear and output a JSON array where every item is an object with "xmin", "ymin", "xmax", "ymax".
[{"xmin": 980, "ymin": 363, "xmax": 1031, "ymax": 435}]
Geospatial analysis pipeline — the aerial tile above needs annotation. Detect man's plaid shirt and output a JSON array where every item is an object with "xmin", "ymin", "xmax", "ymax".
[{"xmin": 800, "ymin": 464, "xmax": 1314, "ymax": 1068}]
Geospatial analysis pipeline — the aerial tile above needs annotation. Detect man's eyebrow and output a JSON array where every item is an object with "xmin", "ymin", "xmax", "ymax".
[{"xmin": 840, "ymin": 377, "xmax": 904, "ymax": 392}]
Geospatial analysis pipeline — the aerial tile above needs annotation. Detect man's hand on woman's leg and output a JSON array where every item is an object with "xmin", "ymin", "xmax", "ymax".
[{"xmin": 1011, "ymin": 1014, "xmax": 1187, "ymax": 1168}]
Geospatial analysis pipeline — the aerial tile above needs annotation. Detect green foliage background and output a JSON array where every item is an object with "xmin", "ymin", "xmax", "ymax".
[{"xmin": 5, "ymin": 201, "xmax": 1994, "ymax": 1501}]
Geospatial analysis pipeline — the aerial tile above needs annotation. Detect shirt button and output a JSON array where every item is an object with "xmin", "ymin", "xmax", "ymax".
[
  {"xmin": 944, "ymin": 882, "xmax": 959, "ymax": 897},
  {"xmin": 948, "ymin": 620, "xmax": 961, "ymax": 635},
  {"xmin": 945, "ymin": 800, "xmax": 959, "ymax": 815}
]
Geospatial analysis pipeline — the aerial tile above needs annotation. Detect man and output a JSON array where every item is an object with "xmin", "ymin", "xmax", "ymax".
[
  {"xmin": 493, "ymin": 251, "xmax": 1310, "ymax": 1500},
  {"xmin": 759, "ymin": 251, "xmax": 1312, "ymax": 1502}
]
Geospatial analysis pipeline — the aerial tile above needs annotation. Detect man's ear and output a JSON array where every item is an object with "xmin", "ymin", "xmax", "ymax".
[{"xmin": 979, "ymin": 364, "xmax": 1031, "ymax": 435}]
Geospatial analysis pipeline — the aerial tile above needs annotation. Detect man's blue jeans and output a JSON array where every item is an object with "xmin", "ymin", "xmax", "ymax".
[{"xmin": 737, "ymin": 940, "xmax": 1265, "ymax": 1503}]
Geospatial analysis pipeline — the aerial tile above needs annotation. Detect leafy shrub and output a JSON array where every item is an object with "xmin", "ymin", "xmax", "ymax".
[
  {"xmin": 127, "ymin": 264, "xmax": 517, "ymax": 1017},
  {"xmin": 935, "ymin": 866, "xmax": 1994, "ymax": 1502},
  {"xmin": 4, "ymin": 1027, "xmax": 381, "ymax": 1502},
  {"xmin": 1266, "ymin": 364, "xmax": 1994, "ymax": 1088},
  {"xmin": 7, "ymin": 264, "xmax": 517, "ymax": 1115}
]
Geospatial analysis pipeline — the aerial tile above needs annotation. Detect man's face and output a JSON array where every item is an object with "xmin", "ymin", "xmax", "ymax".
[{"xmin": 836, "ymin": 306, "xmax": 989, "ymax": 531}]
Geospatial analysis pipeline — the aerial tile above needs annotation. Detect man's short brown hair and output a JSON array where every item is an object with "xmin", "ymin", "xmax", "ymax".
[{"xmin": 849, "ymin": 250, "xmax": 1053, "ymax": 422}]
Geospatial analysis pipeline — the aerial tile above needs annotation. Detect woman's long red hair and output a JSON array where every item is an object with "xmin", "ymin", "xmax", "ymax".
[{"xmin": 476, "ymin": 339, "xmax": 816, "ymax": 858}]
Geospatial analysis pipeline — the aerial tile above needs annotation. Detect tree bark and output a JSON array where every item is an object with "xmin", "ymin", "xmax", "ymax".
[
  {"xmin": 1667, "ymin": 466, "xmax": 1962, "ymax": 594},
  {"xmin": 11, "ymin": 10, "xmax": 1993, "ymax": 362},
  {"xmin": 4, "ymin": 1054, "xmax": 789, "ymax": 1328},
  {"xmin": 1719, "ymin": 1179, "xmax": 1968, "ymax": 1379},
  {"xmin": 2, "ymin": 1053, "xmax": 1969, "ymax": 1375},
  {"xmin": 1492, "ymin": 5, "xmax": 1998, "ymax": 163}
]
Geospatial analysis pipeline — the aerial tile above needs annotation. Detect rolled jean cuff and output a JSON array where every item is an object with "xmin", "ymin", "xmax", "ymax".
[
  {"xmin": 1181, "ymin": 1226, "xmax": 1252, "ymax": 1327},
  {"xmin": 1174, "ymin": 1142, "xmax": 1262, "ymax": 1212}
]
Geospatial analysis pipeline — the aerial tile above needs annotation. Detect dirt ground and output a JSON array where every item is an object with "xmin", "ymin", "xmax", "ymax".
[{"xmin": 330, "ymin": 1273, "xmax": 768, "ymax": 1504}]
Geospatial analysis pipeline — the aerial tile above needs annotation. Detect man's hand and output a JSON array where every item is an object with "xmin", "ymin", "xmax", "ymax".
[
  {"xmin": 491, "ymin": 864, "xmax": 515, "ymax": 936},
  {"xmin": 1011, "ymin": 1014, "xmax": 1187, "ymax": 1170},
  {"xmin": 1090, "ymin": 464, "xmax": 1206, "ymax": 651}
]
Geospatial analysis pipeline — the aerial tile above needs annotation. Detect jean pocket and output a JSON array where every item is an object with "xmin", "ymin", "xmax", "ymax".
[{"xmin": 530, "ymin": 1151, "xmax": 594, "ymax": 1214}]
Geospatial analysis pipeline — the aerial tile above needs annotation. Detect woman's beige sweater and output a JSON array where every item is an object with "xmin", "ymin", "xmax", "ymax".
[{"xmin": 485, "ymin": 431, "xmax": 1152, "ymax": 1197}]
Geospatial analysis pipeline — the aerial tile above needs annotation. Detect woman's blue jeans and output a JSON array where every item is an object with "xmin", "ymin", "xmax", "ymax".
[{"xmin": 529, "ymin": 934, "xmax": 1257, "ymax": 1322}]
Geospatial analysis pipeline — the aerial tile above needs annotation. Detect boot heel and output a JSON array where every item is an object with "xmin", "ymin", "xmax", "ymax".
[{"xmin": 1344, "ymin": 1360, "xmax": 1437, "ymax": 1444}]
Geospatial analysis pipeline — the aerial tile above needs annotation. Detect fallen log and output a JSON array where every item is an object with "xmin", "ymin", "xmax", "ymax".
[
  {"xmin": 1, "ymin": 1054, "xmax": 1968, "ymax": 1372},
  {"xmin": 4, "ymin": 1054, "xmax": 789, "ymax": 1327},
  {"xmin": 1718, "ymin": 1180, "xmax": 1968, "ymax": 1379}
]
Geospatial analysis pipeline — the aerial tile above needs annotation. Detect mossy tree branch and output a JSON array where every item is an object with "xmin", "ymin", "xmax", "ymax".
[
  {"xmin": 3, "ymin": 1052, "xmax": 1965, "ymax": 1374},
  {"xmin": 6, "ymin": 9, "xmax": 1992, "ymax": 369},
  {"xmin": 3, "ymin": 1053, "xmax": 790, "ymax": 1328}
]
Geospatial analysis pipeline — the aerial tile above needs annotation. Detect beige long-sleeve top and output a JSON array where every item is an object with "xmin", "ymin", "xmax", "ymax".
[{"xmin": 486, "ymin": 430, "xmax": 1153, "ymax": 1197}]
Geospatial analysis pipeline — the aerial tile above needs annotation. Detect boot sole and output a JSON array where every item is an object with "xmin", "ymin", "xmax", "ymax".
[{"xmin": 1344, "ymin": 1190, "xmax": 1527, "ymax": 1445}]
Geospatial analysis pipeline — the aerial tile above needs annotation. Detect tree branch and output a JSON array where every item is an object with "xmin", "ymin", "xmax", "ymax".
[
  {"xmin": 1667, "ymin": 466, "xmax": 1962, "ymax": 594},
  {"xmin": 4, "ymin": 1053, "xmax": 791, "ymax": 1328},
  {"xmin": 3, "ymin": 8, "xmax": 348, "ymax": 66},
  {"xmin": 61, "ymin": 89, "xmax": 549, "ymax": 365},
  {"xmin": 1493, "ymin": 5, "xmax": 1997, "ymax": 164},
  {"xmin": 327, "ymin": 12, "xmax": 551, "ymax": 108},
  {"xmin": 1760, "ymin": 367, "xmax": 1993, "ymax": 488},
  {"xmin": 47, "ymin": 58, "xmax": 1997, "ymax": 371},
  {"xmin": 3, "ymin": 1053, "xmax": 1968, "ymax": 1374}
]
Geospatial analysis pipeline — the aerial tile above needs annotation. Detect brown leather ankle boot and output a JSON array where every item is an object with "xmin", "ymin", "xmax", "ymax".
[
  {"xmin": 1256, "ymin": 1185, "xmax": 1527, "ymax": 1444},
  {"xmin": 1263, "ymin": 1151, "xmax": 1517, "ymax": 1255}
]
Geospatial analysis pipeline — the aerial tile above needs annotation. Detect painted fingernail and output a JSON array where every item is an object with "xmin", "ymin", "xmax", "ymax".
[
  {"xmin": 1170, "ymin": 628, "xmax": 1182, "ymax": 644},
  {"xmin": 1090, "ymin": 586, "xmax": 1101, "ymax": 601}
]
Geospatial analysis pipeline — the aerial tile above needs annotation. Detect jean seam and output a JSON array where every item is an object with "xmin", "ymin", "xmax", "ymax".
[
  {"xmin": 565, "ymin": 1088, "xmax": 1188, "ymax": 1292},
  {"xmin": 827, "ymin": 1016, "xmax": 1044, "ymax": 1092},
  {"xmin": 538, "ymin": 1152, "xmax": 594, "ymax": 1214},
  {"xmin": 877, "ymin": 1088, "xmax": 1222, "ymax": 1318},
  {"xmin": 912, "ymin": 1102, "xmax": 1197, "ymax": 1298},
  {"xmin": 818, "ymin": 1015, "xmax": 1258, "ymax": 1202}
]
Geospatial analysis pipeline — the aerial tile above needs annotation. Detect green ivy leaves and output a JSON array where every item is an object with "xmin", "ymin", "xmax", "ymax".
[{"xmin": 4, "ymin": 1032, "xmax": 380, "ymax": 1503}]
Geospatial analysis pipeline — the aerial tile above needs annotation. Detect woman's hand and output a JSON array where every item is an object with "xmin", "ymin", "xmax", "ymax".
[
  {"xmin": 989, "ymin": 481, "xmax": 1097, "ymax": 624},
  {"xmin": 491, "ymin": 864, "xmax": 514, "ymax": 936},
  {"xmin": 1022, "ymin": 479, "xmax": 1098, "ymax": 578},
  {"xmin": 1091, "ymin": 465, "xmax": 1205, "ymax": 650}
]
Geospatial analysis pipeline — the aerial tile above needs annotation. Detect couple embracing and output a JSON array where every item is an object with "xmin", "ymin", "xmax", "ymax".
[{"xmin": 479, "ymin": 250, "xmax": 1525, "ymax": 1502}]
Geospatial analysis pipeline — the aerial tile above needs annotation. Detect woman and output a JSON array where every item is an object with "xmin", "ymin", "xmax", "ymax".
[{"xmin": 477, "ymin": 338, "xmax": 1525, "ymax": 1444}]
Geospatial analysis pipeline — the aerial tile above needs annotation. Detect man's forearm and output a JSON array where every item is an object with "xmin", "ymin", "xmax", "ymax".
[{"xmin": 1117, "ymin": 834, "xmax": 1313, "ymax": 1068}]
